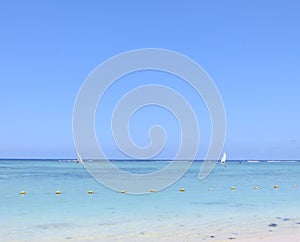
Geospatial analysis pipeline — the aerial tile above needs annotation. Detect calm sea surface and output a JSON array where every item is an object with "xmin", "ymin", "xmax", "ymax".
[{"xmin": 0, "ymin": 160, "xmax": 300, "ymax": 241}]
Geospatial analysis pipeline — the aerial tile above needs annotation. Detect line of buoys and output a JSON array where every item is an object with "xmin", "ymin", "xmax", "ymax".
[{"xmin": 18, "ymin": 184, "xmax": 297, "ymax": 196}]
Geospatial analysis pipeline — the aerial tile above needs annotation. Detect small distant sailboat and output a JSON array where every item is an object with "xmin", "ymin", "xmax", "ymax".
[
  {"xmin": 76, "ymin": 152, "xmax": 83, "ymax": 163},
  {"xmin": 221, "ymin": 152, "xmax": 226, "ymax": 167}
]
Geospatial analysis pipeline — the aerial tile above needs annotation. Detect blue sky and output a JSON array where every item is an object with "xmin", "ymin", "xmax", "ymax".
[{"xmin": 0, "ymin": 1, "xmax": 299, "ymax": 159}]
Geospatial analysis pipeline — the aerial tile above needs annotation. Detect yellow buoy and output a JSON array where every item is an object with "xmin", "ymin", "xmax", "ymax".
[
  {"xmin": 121, "ymin": 189, "xmax": 126, "ymax": 194},
  {"xmin": 55, "ymin": 190, "xmax": 61, "ymax": 195},
  {"xmin": 88, "ymin": 190, "xmax": 94, "ymax": 195},
  {"xmin": 254, "ymin": 186, "xmax": 259, "ymax": 190},
  {"xmin": 274, "ymin": 185, "xmax": 279, "ymax": 189},
  {"xmin": 293, "ymin": 184, "xmax": 297, "ymax": 188},
  {"xmin": 20, "ymin": 191, "xmax": 26, "ymax": 195},
  {"xmin": 149, "ymin": 189, "xmax": 155, "ymax": 193},
  {"xmin": 179, "ymin": 188, "xmax": 185, "ymax": 192},
  {"xmin": 231, "ymin": 186, "xmax": 236, "ymax": 191}
]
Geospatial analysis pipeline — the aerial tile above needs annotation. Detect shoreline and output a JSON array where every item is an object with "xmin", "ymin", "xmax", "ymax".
[{"xmin": 2, "ymin": 214, "xmax": 300, "ymax": 242}]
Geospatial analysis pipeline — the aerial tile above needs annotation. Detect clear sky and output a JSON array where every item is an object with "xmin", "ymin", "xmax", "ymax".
[{"xmin": 0, "ymin": 1, "xmax": 299, "ymax": 160}]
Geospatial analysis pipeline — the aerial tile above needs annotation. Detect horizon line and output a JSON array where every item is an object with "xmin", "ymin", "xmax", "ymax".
[{"xmin": 0, "ymin": 158, "xmax": 299, "ymax": 161}]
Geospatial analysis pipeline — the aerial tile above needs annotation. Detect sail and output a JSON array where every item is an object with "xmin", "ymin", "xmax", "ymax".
[
  {"xmin": 77, "ymin": 152, "xmax": 83, "ymax": 163},
  {"xmin": 221, "ymin": 152, "xmax": 226, "ymax": 164}
]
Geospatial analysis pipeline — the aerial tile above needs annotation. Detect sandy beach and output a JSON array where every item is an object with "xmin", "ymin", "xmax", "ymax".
[
  {"xmin": 90, "ymin": 217, "xmax": 300, "ymax": 242},
  {"xmin": 2, "ymin": 213, "xmax": 300, "ymax": 242}
]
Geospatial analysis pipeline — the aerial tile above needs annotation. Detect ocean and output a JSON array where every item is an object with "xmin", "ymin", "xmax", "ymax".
[{"xmin": 1, "ymin": 159, "xmax": 300, "ymax": 241}]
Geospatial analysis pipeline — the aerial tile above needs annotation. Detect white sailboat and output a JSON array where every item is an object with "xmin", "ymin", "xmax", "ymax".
[
  {"xmin": 76, "ymin": 152, "xmax": 83, "ymax": 163},
  {"xmin": 221, "ymin": 152, "xmax": 226, "ymax": 167}
]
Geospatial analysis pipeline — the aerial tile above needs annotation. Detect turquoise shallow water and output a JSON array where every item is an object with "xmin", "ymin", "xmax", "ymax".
[{"xmin": 0, "ymin": 160, "xmax": 300, "ymax": 241}]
